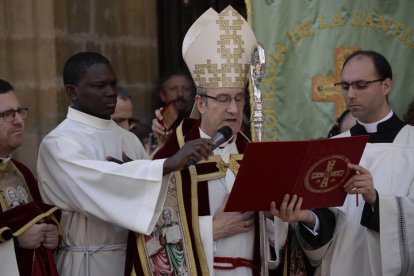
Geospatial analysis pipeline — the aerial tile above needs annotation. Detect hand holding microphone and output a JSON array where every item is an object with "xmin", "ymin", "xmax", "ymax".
[
  {"xmin": 163, "ymin": 126, "xmax": 233, "ymax": 174},
  {"xmin": 185, "ymin": 126, "xmax": 233, "ymax": 168}
]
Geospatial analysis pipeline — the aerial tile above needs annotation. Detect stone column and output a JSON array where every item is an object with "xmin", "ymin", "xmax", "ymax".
[{"xmin": 0, "ymin": 0, "xmax": 158, "ymax": 173}]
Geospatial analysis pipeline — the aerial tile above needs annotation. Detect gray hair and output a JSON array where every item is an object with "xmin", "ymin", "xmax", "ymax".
[{"xmin": 196, "ymin": 87, "xmax": 207, "ymax": 96}]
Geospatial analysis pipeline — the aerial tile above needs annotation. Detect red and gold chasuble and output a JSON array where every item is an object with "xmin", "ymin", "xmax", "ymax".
[
  {"xmin": 125, "ymin": 119, "xmax": 260, "ymax": 276},
  {"xmin": 0, "ymin": 159, "xmax": 60, "ymax": 276}
]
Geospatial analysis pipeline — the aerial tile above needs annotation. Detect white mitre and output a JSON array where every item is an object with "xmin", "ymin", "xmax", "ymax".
[{"xmin": 182, "ymin": 5, "xmax": 257, "ymax": 89}]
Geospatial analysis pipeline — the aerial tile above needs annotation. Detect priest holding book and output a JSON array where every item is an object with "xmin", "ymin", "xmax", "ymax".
[{"xmin": 271, "ymin": 50, "xmax": 414, "ymax": 276}]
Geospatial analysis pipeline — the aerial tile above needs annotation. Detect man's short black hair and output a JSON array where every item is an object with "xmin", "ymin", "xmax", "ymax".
[
  {"xmin": 342, "ymin": 50, "xmax": 392, "ymax": 80},
  {"xmin": 63, "ymin": 52, "xmax": 111, "ymax": 86},
  {"xmin": 0, "ymin": 79, "xmax": 14, "ymax": 94},
  {"xmin": 158, "ymin": 68, "xmax": 193, "ymax": 92},
  {"xmin": 327, "ymin": 109, "xmax": 350, "ymax": 138},
  {"xmin": 117, "ymin": 86, "xmax": 131, "ymax": 101}
]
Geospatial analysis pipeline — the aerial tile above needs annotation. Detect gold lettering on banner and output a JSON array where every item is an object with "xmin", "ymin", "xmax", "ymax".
[
  {"xmin": 319, "ymin": 13, "xmax": 345, "ymax": 29},
  {"xmin": 269, "ymin": 44, "xmax": 290, "ymax": 63},
  {"xmin": 400, "ymin": 26, "xmax": 412, "ymax": 42},
  {"xmin": 349, "ymin": 11, "xmax": 414, "ymax": 49},
  {"xmin": 311, "ymin": 47, "xmax": 359, "ymax": 117},
  {"xmin": 351, "ymin": 10, "xmax": 375, "ymax": 29},
  {"xmin": 289, "ymin": 21, "xmax": 314, "ymax": 45},
  {"xmin": 284, "ymin": 11, "xmax": 414, "ymax": 52},
  {"xmin": 390, "ymin": 21, "xmax": 405, "ymax": 37},
  {"xmin": 283, "ymin": 11, "xmax": 414, "ymax": 51},
  {"xmin": 376, "ymin": 15, "xmax": 393, "ymax": 32}
]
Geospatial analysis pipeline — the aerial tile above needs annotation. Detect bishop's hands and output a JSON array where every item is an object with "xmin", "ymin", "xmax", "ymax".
[
  {"xmin": 270, "ymin": 194, "xmax": 316, "ymax": 229},
  {"xmin": 213, "ymin": 194, "xmax": 255, "ymax": 241},
  {"xmin": 344, "ymin": 163, "xmax": 377, "ymax": 205},
  {"xmin": 17, "ymin": 223, "xmax": 59, "ymax": 250}
]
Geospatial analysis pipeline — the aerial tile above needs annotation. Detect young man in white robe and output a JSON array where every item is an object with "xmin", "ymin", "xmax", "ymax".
[
  {"xmin": 271, "ymin": 50, "xmax": 414, "ymax": 276},
  {"xmin": 37, "ymin": 52, "xmax": 214, "ymax": 276}
]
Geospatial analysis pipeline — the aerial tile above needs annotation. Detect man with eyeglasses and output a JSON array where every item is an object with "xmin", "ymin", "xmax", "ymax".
[
  {"xmin": 272, "ymin": 50, "xmax": 414, "ymax": 275},
  {"xmin": 125, "ymin": 6, "xmax": 273, "ymax": 276},
  {"xmin": 0, "ymin": 79, "xmax": 60, "ymax": 276}
]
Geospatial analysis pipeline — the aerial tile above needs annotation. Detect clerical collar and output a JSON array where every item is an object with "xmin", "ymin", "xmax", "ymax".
[
  {"xmin": 67, "ymin": 107, "xmax": 113, "ymax": 129},
  {"xmin": 350, "ymin": 111, "xmax": 406, "ymax": 143},
  {"xmin": 357, "ymin": 111, "xmax": 393, "ymax": 133},
  {"xmin": 0, "ymin": 155, "xmax": 11, "ymax": 163},
  {"xmin": 199, "ymin": 128, "xmax": 235, "ymax": 148}
]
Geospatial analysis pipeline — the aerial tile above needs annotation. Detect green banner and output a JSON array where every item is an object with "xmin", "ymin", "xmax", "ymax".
[{"xmin": 247, "ymin": 0, "xmax": 414, "ymax": 141}]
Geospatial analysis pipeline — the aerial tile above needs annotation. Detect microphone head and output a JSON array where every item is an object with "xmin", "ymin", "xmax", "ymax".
[
  {"xmin": 217, "ymin": 126, "xmax": 233, "ymax": 140},
  {"xmin": 211, "ymin": 126, "xmax": 233, "ymax": 148},
  {"xmin": 185, "ymin": 126, "xmax": 234, "ymax": 168}
]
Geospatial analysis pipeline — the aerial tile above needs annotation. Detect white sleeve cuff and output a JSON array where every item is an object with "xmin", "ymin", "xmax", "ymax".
[{"xmin": 302, "ymin": 210, "xmax": 319, "ymax": 236}]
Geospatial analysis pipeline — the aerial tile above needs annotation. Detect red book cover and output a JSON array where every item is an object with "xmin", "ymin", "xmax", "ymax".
[{"xmin": 225, "ymin": 135, "xmax": 368, "ymax": 212}]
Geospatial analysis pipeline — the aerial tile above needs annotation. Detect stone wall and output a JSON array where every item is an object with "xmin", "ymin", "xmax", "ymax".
[{"xmin": 0, "ymin": 0, "xmax": 158, "ymax": 173}]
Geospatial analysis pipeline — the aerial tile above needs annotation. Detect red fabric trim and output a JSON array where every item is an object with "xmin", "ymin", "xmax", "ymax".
[
  {"xmin": 31, "ymin": 247, "xmax": 59, "ymax": 276},
  {"xmin": 1, "ymin": 160, "xmax": 60, "ymax": 276},
  {"xmin": 214, "ymin": 256, "xmax": 258, "ymax": 270}
]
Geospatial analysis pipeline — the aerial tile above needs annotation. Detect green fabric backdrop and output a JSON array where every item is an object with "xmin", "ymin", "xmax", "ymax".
[{"xmin": 247, "ymin": 0, "xmax": 414, "ymax": 141}]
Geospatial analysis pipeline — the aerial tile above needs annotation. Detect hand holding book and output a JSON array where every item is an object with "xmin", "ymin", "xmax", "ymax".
[{"xmin": 270, "ymin": 194, "xmax": 316, "ymax": 229}]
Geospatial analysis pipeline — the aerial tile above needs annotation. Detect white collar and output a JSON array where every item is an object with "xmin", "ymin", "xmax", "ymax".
[
  {"xmin": 67, "ymin": 107, "xmax": 113, "ymax": 130},
  {"xmin": 0, "ymin": 155, "xmax": 11, "ymax": 163},
  {"xmin": 357, "ymin": 111, "xmax": 393, "ymax": 133}
]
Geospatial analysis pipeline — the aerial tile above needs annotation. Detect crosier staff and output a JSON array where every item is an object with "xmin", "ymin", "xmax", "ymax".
[
  {"xmin": 250, "ymin": 43, "xmax": 278, "ymax": 275},
  {"xmin": 250, "ymin": 43, "xmax": 265, "ymax": 143}
]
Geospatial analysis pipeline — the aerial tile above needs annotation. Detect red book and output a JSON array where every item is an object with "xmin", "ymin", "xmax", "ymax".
[
  {"xmin": 160, "ymin": 102, "xmax": 179, "ymax": 131},
  {"xmin": 225, "ymin": 135, "xmax": 368, "ymax": 211}
]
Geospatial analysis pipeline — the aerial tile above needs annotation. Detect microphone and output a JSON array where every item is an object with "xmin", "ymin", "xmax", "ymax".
[{"xmin": 185, "ymin": 126, "xmax": 233, "ymax": 168}]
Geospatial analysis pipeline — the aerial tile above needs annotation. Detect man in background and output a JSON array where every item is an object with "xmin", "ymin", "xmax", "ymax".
[
  {"xmin": 327, "ymin": 109, "xmax": 356, "ymax": 137},
  {"xmin": 129, "ymin": 118, "xmax": 153, "ymax": 155},
  {"xmin": 151, "ymin": 69, "xmax": 196, "ymax": 153},
  {"xmin": 0, "ymin": 79, "xmax": 60, "ymax": 276},
  {"xmin": 112, "ymin": 87, "xmax": 154, "ymax": 155},
  {"xmin": 158, "ymin": 69, "xmax": 195, "ymax": 118},
  {"xmin": 112, "ymin": 86, "xmax": 133, "ymax": 130}
]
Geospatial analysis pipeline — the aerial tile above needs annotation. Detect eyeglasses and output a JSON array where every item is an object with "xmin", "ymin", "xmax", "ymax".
[
  {"xmin": 0, "ymin": 108, "xmax": 28, "ymax": 122},
  {"xmin": 203, "ymin": 93, "xmax": 245, "ymax": 105},
  {"xmin": 334, "ymin": 78, "xmax": 385, "ymax": 91}
]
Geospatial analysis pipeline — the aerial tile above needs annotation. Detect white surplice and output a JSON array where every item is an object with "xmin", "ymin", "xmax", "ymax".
[
  {"xmin": 197, "ymin": 130, "xmax": 255, "ymax": 276},
  {"xmin": 297, "ymin": 125, "xmax": 414, "ymax": 276},
  {"xmin": 0, "ymin": 239, "xmax": 20, "ymax": 275},
  {"xmin": 37, "ymin": 107, "xmax": 169, "ymax": 276}
]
